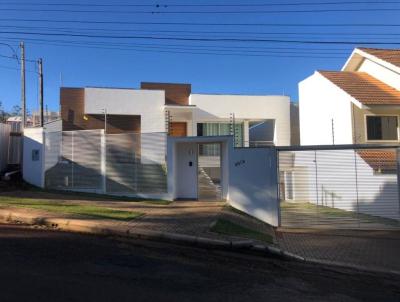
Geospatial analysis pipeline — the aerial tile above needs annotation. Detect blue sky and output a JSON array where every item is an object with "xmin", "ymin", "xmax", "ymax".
[{"xmin": 0, "ymin": 0, "xmax": 399, "ymax": 113}]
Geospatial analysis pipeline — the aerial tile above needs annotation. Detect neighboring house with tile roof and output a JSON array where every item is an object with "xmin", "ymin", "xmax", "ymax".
[{"xmin": 299, "ymin": 47, "xmax": 400, "ymax": 146}]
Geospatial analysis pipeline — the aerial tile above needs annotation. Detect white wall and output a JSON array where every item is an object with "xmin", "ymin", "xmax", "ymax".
[
  {"xmin": 0, "ymin": 123, "xmax": 10, "ymax": 172},
  {"xmin": 23, "ymin": 128, "xmax": 45, "ymax": 188},
  {"xmin": 228, "ymin": 147, "xmax": 279, "ymax": 226},
  {"xmin": 299, "ymin": 72, "xmax": 354, "ymax": 145},
  {"xmin": 43, "ymin": 119, "xmax": 62, "ymax": 132},
  {"xmin": 191, "ymin": 94, "xmax": 291, "ymax": 146},
  {"xmin": 43, "ymin": 121, "xmax": 63, "ymax": 173},
  {"xmin": 84, "ymin": 88, "xmax": 165, "ymax": 133},
  {"xmin": 357, "ymin": 59, "xmax": 400, "ymax": 90}
]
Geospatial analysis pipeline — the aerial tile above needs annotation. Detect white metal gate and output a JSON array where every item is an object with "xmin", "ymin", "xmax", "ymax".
[{"xmin": 277, "ymin": 145, "xmax": 400, "ymax": 230}]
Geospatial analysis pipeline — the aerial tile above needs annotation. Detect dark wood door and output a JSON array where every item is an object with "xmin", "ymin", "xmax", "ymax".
[{"xmin": 170, "ymin": 122, "xmax": 187, "ymax": 137}]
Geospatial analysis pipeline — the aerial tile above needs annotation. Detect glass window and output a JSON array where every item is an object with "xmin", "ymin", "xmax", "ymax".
[
  {"xmin": 249, "ymin": 120, "xmax": 275, "ymax": 147},
  {"xmin": 197, "ymin": 122, "xmax": 243, "ymax": 153},
  {"xmin": 366, "ymin": 116, "xmax": 398, "ymax": 141}
]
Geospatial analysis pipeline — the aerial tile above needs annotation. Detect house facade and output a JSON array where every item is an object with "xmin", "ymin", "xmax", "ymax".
[
  {"xmin": 279, "ymin": 48, "xmax": 400, "ymax": 224},
  {"xmin": 299, "ymin": 48, "xmax": 400, "ymax": 146},
  {"xmin": 60, "ymin": 82, "xmax": 292, "ymax": 147},
  {"xmin": 22, "ymin": 82, "xmax": 287, "ymax": 226}
]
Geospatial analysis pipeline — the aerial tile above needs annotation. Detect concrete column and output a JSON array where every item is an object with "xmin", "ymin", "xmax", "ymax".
[
  {"xmin": 243, "ymin": 120, "xmax": 249, "ymax": 147},
  {"xmin": 191, "ymin": 111, "xmax": 197, "ymax": 137}
]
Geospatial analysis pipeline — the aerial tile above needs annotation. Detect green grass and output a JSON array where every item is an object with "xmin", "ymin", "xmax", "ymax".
[
  {"xmin": 0, "ymin": 196, "xmax": 143, "ymax": 221},
  {"xmin": 282, "ymin": 201, "xmax": 400, "ymax": 227},
  {"xmin": 210, "ymin": 219, "xmax": 273, "ymax": 243}
]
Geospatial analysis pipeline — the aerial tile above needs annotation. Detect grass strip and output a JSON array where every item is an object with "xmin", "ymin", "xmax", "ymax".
[
  {"xmin": 0, "ymin": 197, "xmax": 143, "ymax": 221},
  {"xmin": 210, "ymin": 218, "xmax": 273, "ymax": 243}
]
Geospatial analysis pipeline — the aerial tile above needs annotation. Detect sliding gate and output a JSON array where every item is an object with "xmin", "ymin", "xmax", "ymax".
[{"xmin": 277, "ymin": 145, "xmax": 400, "ymax": 230}]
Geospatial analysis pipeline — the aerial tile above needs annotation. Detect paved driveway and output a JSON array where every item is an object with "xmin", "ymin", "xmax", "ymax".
[{"xmin": 276, "ymin": 228, "xmax": 400, "ymax": 273}]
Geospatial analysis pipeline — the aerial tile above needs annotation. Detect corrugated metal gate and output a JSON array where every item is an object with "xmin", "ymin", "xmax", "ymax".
[
  {"xmin": 44, "ymin": 130, "xmax": 167, "ymax": 195},
  {"xmin": 277, "ymin": 145, "xmax": 400, "ymax": 230}
]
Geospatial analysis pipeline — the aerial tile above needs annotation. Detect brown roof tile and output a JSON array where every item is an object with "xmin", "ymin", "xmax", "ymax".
[
  {"xmin": 357, "ymin": 150, "xmax": 397, "ymax": 172},
  {"xmin": 358, "ymin": 48, "xmax": 400, "ymax": 68},
  {"xmin": 318, "ymin": 71, "xmax": 400, "ymax": 105}
]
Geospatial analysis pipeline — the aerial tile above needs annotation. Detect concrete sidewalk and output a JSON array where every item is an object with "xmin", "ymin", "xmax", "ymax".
[
  {"xmin": 0, "ymin": 190, "xmax": 274, "ymax": 244},
  {"xmin": 0, "ymin": 190, "xmax": 275, "ymax": 249}
]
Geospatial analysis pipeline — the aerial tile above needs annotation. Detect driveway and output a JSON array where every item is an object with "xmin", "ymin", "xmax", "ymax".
[{"xmin": 276, "ymin": 228, "xmax": 400, "ymax": 273}]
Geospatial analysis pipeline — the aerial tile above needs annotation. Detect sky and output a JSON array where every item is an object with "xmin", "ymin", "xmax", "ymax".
[{"xmin": 0, "ymin": 0, "xmax": 399, "ymax": 113}]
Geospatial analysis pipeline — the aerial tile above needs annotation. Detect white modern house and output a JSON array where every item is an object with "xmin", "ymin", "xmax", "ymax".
[
  {"xmin": 299, "ymin": 47, "xmax": 400, "ymax": 146},
  {"xmin": 21, "ymin": 82, "xmax": 291, "ymax": 226},
  {"xmin": 58, "ymin": 82, "xmax": 291, "ymax": 147}
]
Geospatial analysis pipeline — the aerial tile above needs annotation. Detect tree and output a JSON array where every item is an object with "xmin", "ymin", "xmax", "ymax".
[
  {"xmin": 11, "ymin": 105, "xmax": 21, "ymax": 116},
  {"xmin": 0, "ymin": 101, "xmax": 9, "ymax": 123}
]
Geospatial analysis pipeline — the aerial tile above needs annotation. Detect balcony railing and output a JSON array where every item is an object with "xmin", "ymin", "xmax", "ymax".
[{"xmin": 247, "ymin": 140, "xmax": 275, "ymax": 148}]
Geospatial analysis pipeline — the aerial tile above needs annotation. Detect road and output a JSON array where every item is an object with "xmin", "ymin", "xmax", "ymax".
[{"xmin": 0, "ymin": 224, "xmax": 398, "ymax": 302}]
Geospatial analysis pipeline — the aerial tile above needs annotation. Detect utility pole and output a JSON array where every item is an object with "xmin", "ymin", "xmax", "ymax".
[
  {"xmin": 38, "ymin": 58, "xmax": 44, "ymax": 127},
  {"xmin": 20, "ymin": 42, "xmax": 26, "ymax": 130}
]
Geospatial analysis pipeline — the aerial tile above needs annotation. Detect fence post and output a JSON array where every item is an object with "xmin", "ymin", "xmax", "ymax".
[
  {"xmin": 314, "ymin": 150, "xmax": 319, "ymax": 223},
  {"xmin": 71, "ymin": 131, "xmax": 74, "ymax": 188},
  {"xmin": 353, "ymin": 150, "xmax": 360, "ymax": 228},
  {"xmin": 276, "ymin": 148, "xmax": 282, "ymax": 227},
  {"xmin": 100, "ymin": 129, "xmax": 106, "ymax": 194},
  {"xmin": 396, "ymin": 147, "xmax": 400, "ymax": 217}
]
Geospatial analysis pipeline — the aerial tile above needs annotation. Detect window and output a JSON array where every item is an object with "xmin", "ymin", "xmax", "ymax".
[
  {"xmin": 197, "ymin": 122, "xmax": 243, "ymax": 147},
  {"xmin": 366, "ymin": 116, "xmax": 398, "ymax": 141},
  {"xmin": 249, "ymin": 120, "xmax": 275, "ymax": 147},
  {"xmin": 31, "ymin": 149, "xmax": 40, "ymax": 161}
]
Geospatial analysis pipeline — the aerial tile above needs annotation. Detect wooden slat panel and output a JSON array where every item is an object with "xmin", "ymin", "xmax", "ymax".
[{"xmin": 170, "ymin": 122, "xmax": 187, "ymax": 137}]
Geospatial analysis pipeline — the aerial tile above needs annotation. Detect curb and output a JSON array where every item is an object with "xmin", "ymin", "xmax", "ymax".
[
  {"xmin": 0, "ymin": 208, "xmax": 269, "ymax": 252},
  {"xmin": 1, "ymin": 208, "xmax": 399, "ymax": 276}
]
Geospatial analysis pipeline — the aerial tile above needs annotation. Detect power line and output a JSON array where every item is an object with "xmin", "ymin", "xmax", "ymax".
[
  {"xmin": 1, "ymin": 1, "xmax": 398, "ymax": 7},
  {"xmin": 1, "ymin": 24, "xmax": 399, "ymax": 37},
  {"xmin": 0, "ymin": 64, "xmax": 20, "ymax": 71},
  {"xmin": 1, "ymin": 18, "xmax": 400, "ymax": 27},
  {"xmin": 0, "ymin": 53, "xmax": 17, "ymax": 60},
  {"xmin": 0, "ymin": 36, "xmax": 352, "ymax": 52},
  {"xmin": 0, "ymin": 63, "xmax": 36, "ymax": 73},
  {"xmin": 1, "ymin": 30, "xmax": 399, "ymax": 45},
  {"xmin": 0, "ymin": 42, "xmax": 19, "ymax": 61},
  {"xmin": 0, "ymin": 37, "xmax": 347, "ymax": 59},
  {"xmin": 0, "ymin": 7, "xmax": 399, "ymax": 14}
]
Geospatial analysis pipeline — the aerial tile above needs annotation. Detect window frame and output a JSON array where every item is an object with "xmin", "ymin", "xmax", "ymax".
[{"xmin": 364, "ymin": 114, "xmax": 400, "ymax": 142}]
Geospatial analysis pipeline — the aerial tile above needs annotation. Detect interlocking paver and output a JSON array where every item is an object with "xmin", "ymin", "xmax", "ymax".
[{"xmin": 276, "ymin": 229, "xmax": 400, "ymax": 272}]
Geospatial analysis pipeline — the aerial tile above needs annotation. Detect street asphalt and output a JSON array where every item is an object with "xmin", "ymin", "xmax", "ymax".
[{"xmin": 0, "ymin": 224, "xmax": 399, "ymax": 302}]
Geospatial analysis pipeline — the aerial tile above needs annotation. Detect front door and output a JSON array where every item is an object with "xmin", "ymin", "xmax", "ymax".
[{"xmin": 170, "ymin": 122, "xmax": 187, "ymax": 137}]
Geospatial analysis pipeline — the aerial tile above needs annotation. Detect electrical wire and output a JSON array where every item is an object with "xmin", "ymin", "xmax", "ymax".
[
  {"xmin": 1, "ymin": 18, "xmax": 399, "ymax": 28},
  {"xmin": 1, "ymin": 1, "xmax": 398, "ymax": 7},
  {"xmin": 0, "ymin": 37, "xmax": 348, "ymax": 59},
  {"xmin": 1, "ymin": 24, "xmax": 399, "ymax": 38},
  {"xmin": 0, "ymin": 30, "xmax": 399, "ymax": 45},
  {"xmin": 0, "ymin": 8, "xmax": 399, "ymax": 14},
  {"xmin": 0, "ymin": 36, "xmax": 352, "ymax": 52}
]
